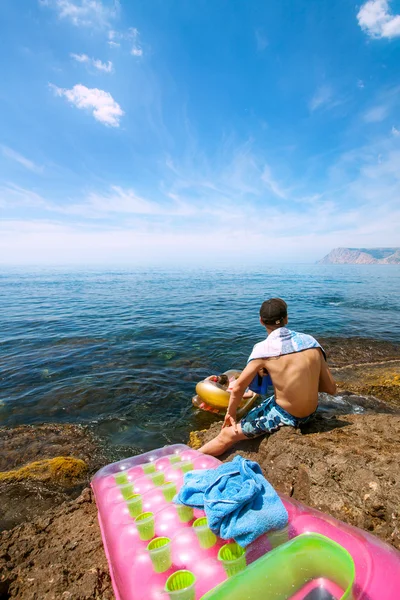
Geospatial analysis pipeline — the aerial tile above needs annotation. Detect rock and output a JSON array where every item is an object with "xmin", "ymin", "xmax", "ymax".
[
  {"xmin": 309, "ymin": 338, "xmax": 400, "ymax": 408},
  {"xmin": 0, "ymin": 424, "xmax": 105, "ymax": 472},
  {"xmin": 319, "ymin": 337, "xmax": 400, "ymax": 367},
  {"xmin": 0, "ymin": 425, "xmax": 107, "ymax": 531},
  {"xmin": 0, "ymin": 488, "xmax": 114, "ymax": 600},
  {"xmin": 190, "ymin": 412, "xmax": 400, "ymax": 550},
  {"xmin": 333, "ymin": 362, "xmax": 400, "ymax": 408},
  {"xmin": 317, "ymin": 247, "xmax": 400, "ymax": 264},
  {"xmin": 0, "ymin": 457, "xmax": 88, "ymax": 484},
  {"xmin": 188, "ymin": 430, "xmax": 208, "ymax": 450}
]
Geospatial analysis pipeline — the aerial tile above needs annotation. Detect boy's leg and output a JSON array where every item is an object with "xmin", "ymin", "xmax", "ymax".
[
  {"xmin": 198, "ymin": 395, "xmax": 278, "ymax": 457},
  {"xmin": 198, "ymin": 424, "xmax": 248, "ymax": 456}
]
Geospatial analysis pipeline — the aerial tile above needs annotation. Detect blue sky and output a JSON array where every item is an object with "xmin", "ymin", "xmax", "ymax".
[{"xmin": 1, "ymin": 0, "xmax": 400, "ymax": 265}]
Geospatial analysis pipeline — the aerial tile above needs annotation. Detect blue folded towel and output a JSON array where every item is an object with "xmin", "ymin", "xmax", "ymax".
[{"xmin": 174, "ymin": 455, "xmax": 288, "ymax": 547}]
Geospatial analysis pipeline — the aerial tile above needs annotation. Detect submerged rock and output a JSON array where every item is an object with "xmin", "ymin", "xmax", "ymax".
[
  {"xmin": 0, "ymin": 424, "xmax": 107, "ymax": 531},
  {"xmin": 0, "ymin": 424, "xmax": 105, "ymax": 472},
  {"xmin": 320, "ymin": 337, "xmax": 400, "ymax": 367}
]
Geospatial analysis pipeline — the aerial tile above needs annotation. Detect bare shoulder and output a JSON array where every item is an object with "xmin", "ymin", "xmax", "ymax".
[{"xmin": 266, "ymin": 348, "xmax": 321, "ymax": 364}]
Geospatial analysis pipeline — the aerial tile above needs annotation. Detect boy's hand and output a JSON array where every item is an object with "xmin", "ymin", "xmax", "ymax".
[{"xmin": 222, "ymin": 412, "xmax": 237, "ymax": 432}]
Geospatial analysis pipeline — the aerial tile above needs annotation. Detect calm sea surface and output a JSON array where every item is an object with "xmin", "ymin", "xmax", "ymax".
[{"xmin": 0, "ymin": 265, "xmax": 399, "ymax": 455}]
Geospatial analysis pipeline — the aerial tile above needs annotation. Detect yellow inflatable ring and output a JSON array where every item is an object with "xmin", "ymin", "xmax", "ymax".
[{"xmin": 195, "ymin": 369, "xmax": 256, "ymax": 410}]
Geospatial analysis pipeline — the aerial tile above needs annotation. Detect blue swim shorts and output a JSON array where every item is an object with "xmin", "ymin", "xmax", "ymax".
[{"xmin": 240, "ymin": 395, "xmax": 316, "ymax": 439}]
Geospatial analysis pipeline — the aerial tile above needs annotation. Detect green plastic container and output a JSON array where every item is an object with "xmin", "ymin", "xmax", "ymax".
[
  {"xmin": 135, "ymin": 511, "xmax": 155, "ymax": 541},
  {"xmin": 165, "ymin": 570, "xmax": 196, "ymax": 600},
  {"xmin": 173, "ymin": 460, "xmax": 194, "ymax": 474},
  {"xmin": 193, "ymin": 517, "xmax": 217, "ymax": 549},
  {"xmin": 149, "ymin": 471, "xmax": 165, "ymax": 486},
  {"xmin": 201, "ymin": 533, "xmax": 355, "ymax": 600},
  {"xmin": 176, "ymin": 504, "xmax": 194, "ymax": 523},
  {"xmin": 126, "ymin": 493, "xmax": 143, "ymax": 518},
  {"xmin": 168, "ymin": 454, "xmax": 182, "ymax": 464},
  {"xmin": 218, "ymin": 542, "xmax": 246, "ymax": 577},
  {"xmin": 142, "ymin": 462, "xmax": 157, "ymax": 474},
  {"xmin": 119, "ymin": 483, "xmax": 135, "ymax": 500},
  {"xmin": 161, "ymin": 481, "xmax": 178, "ymax": 502},
  {"xmin": 147, "ymin": 537, "xmax": 172, "ymax": 573},
  {"xmin": 114, "ymin": 471, "xmax": 129, "ymax": 485}
]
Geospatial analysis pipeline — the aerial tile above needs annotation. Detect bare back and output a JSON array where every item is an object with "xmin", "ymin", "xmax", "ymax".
[{"xmin": 260, "ymin": 348, "xmax": 323, "ymax": 417}]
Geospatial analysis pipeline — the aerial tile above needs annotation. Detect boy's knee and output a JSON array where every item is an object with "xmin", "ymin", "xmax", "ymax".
[
  {"xmin": 218, "ymin": 427, "xmax": 241, "ymax": 443},
  {"xmin": 218, "ymin": 428, "xmax": 232, "ymax": 443}
]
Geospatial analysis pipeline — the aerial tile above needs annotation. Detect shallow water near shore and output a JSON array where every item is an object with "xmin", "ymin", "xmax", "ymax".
[{"xmin": 0, "ymin": 264, "xmax": 399, "ymax": 454}]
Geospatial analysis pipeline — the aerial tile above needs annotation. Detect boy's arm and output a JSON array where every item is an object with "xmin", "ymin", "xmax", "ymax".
[
  {"xmin": 318, "ymin": 351, "xmax": 337, "ymax": 395},
  {"xmin": 223, "ymin": 359, "xmax": 265, "ymax": 430}
]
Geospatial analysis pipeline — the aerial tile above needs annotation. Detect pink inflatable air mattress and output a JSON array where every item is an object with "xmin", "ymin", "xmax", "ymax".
[{"xmin": 91, "ymin": 444, "xmax": 400, "ymax": 600}]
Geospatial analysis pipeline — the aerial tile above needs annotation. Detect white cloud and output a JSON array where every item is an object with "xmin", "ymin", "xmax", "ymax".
[
  {"xmin": 1, "ymin": 182, "xmax": 197, "ymax": 220},
  {"xmin": 128, "ymin": 28, "xmax": 143, "ymax": 57},
  {"xmin": 357, "ymin": 0, "xmax": 400, "ymax": 39},
  {"xmin": 92, "ymin": 58, "xmax": 113, "ymax": 72},
  {"xmin": 1, "ymin": 146, "xmax": 42, "ymax": 173},
  {"xmin": 108, "ymin": 27, "xmax": 143, "ymax": 56},
  {"xmin": 2, "ymin": 196, "xmax": 399, "ymax": 265},
  {"xmin": 131, "ymin": 47, "xmax": 143, "ymax": 57},
  {"xmin": 255, "ymin": 29, "xmax": 268, "ymax": 51},
  {"xmin": 71, "ymin": 52, "xmax": 88, "ymax": 63},
  {"xmin": 357, "ymin": 79, "xmax": 365, "ymax": 89},
  {"xmin": 309, "ymin": 85, "xmax": 333, "ymax": 111},
  {"xmin": 3, "ymin": 132, "xmax": 400, "ymax": 265},
  {"xmin": 392, "ymin": 126, "xmax": 400, "ymax": 136},
  {"xmin": 261, "ymin": 165, "xmax": 286, "ymax": 199},
  {"xmin": 39, "ymin": 0, "xmax": 116, "ymax": 28},
  {"xmin": 85, "ymin": 186, "xmax": 164, "ymax": 215},
  {"xmin": 50, "ymin": 83, "xmax": 124, "ymax": 126},
  {"xmin": 0, "ymin": 184, "xmax": 49, "ymax": 208},
  {"xmin": 70, "ymin": 53, "xmax": 113, "ymax": 73},
  {"xmin": 363, "ymin": 104, "xmax": 389, "ymax": 122}
]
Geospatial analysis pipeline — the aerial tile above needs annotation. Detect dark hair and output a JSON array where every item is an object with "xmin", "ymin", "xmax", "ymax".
[
  {"xmin": 260, "ymin": 298, "xmax": 287, "ymax": 326},
  {"xmin": 217, "ymin": 374, "xmax": 229, "ymax": 386}
]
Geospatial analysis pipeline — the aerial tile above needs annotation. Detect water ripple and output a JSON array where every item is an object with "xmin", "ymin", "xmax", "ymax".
[{"xmin": 0, "ymin": 264, "xmax": 399, "ymax": 452}]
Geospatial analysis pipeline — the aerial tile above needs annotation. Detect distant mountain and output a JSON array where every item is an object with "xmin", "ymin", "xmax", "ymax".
[{"xmin": 318, "ymin": 247, "xmax": 400, "ymax": 265}]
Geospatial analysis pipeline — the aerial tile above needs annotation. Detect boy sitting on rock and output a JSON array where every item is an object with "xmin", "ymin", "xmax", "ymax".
[{"xmin": 199, "ymin": 298, "xmax": 336, "ymax": 456}]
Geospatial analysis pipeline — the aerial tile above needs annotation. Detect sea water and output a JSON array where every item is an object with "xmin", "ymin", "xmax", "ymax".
[{"xmin": 0, "ymin": 265, "xmax": 399, "ymax": 453}]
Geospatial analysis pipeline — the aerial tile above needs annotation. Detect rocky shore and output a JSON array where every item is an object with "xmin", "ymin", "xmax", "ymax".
[{"xmin": 1, "ymin": 337, "xmax": 400, "ymax": 599}]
